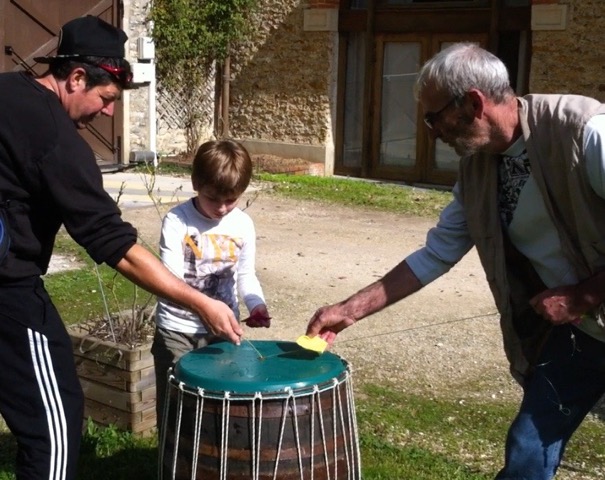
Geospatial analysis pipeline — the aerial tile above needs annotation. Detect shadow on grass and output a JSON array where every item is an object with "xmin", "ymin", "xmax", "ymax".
[
  {"xmin": 77, "ymin": 445, "xmax": 157, "ymax": 480},
  {"xmin": 0, "ymin": 432, "xmax": 157, "ymax": 480},
  {"xmin": 0, "ymin": 432, "xmax": 16, "ymax": 480}
]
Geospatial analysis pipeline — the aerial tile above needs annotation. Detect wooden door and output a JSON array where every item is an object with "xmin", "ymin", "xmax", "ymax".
[
  {"xmin": 370, "ymin": 34, "xmax": 427, "ymax": 184},
  {"xmin": 0, "ymin": 0, "xmax": 124, "ymax": 165},
  {"xmin": 369, "ymin": 33, "xmax": 488, "ymax": 186}
]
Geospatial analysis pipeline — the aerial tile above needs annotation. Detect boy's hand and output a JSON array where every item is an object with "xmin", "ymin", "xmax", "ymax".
[{"xmin": 243, "ymin": 305, "xmax": 271, "ymax": 328}]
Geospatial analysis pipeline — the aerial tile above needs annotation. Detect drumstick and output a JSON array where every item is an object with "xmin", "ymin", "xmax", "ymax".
[{"xmin": 243, "ymin": 338, "xmax": 265, "ymax": 360}]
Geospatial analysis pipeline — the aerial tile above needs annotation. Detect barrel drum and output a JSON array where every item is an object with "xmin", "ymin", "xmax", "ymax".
[{"xmin": 159, "ymin": 340, "xmax": 361, "ymax": 480}]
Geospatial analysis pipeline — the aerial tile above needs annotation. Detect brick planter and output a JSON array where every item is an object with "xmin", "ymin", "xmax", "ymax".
[{"xmin": 68, "ymin": 324, "xmax": 156, "ymax": 437}]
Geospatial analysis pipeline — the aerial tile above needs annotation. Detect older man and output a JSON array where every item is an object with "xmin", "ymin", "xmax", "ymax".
[{"xmin": 307, "ymin": 43, "xmax": 605, "ymax": 479}]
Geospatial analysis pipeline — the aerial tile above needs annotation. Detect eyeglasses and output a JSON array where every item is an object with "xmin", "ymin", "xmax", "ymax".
[
  {"xmin": 95, "ymin": 63, "xmax": 133, "ymax": 85},
  {"xmin": 423, "ymin": 97, "xmax": 458, "ymax": 129}
]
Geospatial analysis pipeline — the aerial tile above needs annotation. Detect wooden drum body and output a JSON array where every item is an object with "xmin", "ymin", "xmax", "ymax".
[{"xmin": 160, "ymin": 340, "xmax": 361, "ymax": 480}]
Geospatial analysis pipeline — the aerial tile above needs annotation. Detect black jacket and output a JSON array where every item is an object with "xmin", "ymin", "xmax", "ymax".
[{"xmin": 0, "ymin": 72, "xmax": 137, "ymax": 281}]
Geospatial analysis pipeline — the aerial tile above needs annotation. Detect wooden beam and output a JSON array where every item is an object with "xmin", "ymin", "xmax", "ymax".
[{"xmin": 360, "ymin": 0, "xmax": 376, "ymax": 178}]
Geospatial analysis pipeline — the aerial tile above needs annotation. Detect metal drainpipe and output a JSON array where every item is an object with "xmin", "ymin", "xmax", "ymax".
[{"xmin": 149, "ymin": 60, "xmax": 157, "ymax": 167}]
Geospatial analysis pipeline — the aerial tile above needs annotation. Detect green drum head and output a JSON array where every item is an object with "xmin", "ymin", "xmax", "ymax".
[{"xmin": 174, "ymin": 340, "xmax": 347, "ymax": 394}]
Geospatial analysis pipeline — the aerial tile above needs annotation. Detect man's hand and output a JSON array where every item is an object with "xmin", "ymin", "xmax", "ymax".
[
  {"xmin": 305, "ymin": 260, "xmax": 422, "ymax": 347},
  {"xmin": 530, "ymin": 285, "xmax": 588, "ymax": 325},
  {"xmin": 305, "ymin": 303, "xmax": 356, "ymax": 347},
  {"xmin": 195, "ymin": 297, "xmax": 243, "ymax": 344}
]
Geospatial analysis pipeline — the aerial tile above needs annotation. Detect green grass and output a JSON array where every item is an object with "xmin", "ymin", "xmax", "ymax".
[
  {"xmin": 357, "ymin": 385, "xmax": 605, "ymax": 479},
  {"xmin": 257, "ymin": 173, "xmax": 452, "ymax": 217},
  {"xmin": 44, "ymin": 250, "xmax": 153, "ymax": 327},
  {"xmin": 0, "ymin": 420, "xmax": 157, "ymax": 480},
  {"xmin": 357, "ymin": 385, "xmax": 506, "ymax": 479},
  {"xmin": 1, "ymin": 387, "xmax": 603, "ymax": 479}
]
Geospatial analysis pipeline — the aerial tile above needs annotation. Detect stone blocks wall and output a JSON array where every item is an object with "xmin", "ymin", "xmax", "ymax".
[
  {"xmin": 125, "ymin": 1, "xmax": 337, "ymax": 161},
  {"xmin": 230, "ymin": 0, "xmax": 336, "ymax": 155},
  {"xmin": 123, "ymin": 0, "xmax": 153, "ymax": 158},
  {"xmin": 531, "ymin": 0, "xmax": 605, "ymax": 100},
  {"xmin": 123, "ymin": 0, "xmax": 192, "ymax": 159}
]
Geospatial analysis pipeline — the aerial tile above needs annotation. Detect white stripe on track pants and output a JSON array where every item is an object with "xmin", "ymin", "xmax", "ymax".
[{"xmin": 0, "ymin": 277, "xmax": 83, "ymax": 480}]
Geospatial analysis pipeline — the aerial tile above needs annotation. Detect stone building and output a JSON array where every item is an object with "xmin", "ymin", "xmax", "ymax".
[
  {"xmin": 129, "ymin": 0, "xmax": 605, "ymax": 187},
  {"xmin": 1, "ymin": 0, "xmax": 603, "ymax": 187}
]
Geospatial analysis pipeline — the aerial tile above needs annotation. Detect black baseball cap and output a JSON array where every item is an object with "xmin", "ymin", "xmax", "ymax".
[{"xmin": 34, "ymin": 15, "xmax": 128, "ymax": 63}]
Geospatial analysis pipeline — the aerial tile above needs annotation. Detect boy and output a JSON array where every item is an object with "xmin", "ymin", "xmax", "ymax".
[{"xmin": 152, "ymin": 139, "xmax": 271, "ymax": 426}]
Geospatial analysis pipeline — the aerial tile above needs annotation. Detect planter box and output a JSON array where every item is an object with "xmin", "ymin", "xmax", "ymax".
[{"xmin": 68, "ymin": 324, "xmax": 156, "ymax": 437}]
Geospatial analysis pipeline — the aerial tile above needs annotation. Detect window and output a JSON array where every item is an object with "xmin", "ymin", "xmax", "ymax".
[
  {"xmin": 379, "ymin": 42, "xmax": 420, "ymax": 168},
  {"xmin": 342, "ymin": 34, "xmax": 366, "ymax": 168},
  {"xmin": 337, "ymin": 0, "xmax": 530, "ymax": 186}
]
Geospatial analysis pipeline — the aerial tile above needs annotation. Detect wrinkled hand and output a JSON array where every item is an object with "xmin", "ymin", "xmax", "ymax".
[
  {"xmin": 530, "ymin": 285, "xmax": 588, "ymax": 326},
  {"xmin": 197, "ymin": 297, "xmax": 243, "ymax": 344},
  {"xmin": 243, "ymin": 305, "xmax": 271, "ymax": 328},
  {"xmin": 305, "ymin": 303, "xmax": 356, "ymax": 347}
]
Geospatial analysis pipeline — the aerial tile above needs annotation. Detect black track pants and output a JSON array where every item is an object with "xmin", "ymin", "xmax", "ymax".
[{"xmin": 0, "ymin": 277, "xmax": 84, "ymax": 480}]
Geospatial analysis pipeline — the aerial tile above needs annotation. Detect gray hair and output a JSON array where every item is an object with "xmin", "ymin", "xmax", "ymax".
[{"xmin": 414, "ymin": 43, "xmax": 514, "ymax": 103}]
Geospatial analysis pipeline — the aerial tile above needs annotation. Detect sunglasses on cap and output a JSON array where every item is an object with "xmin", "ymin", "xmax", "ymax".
[
  {"xmin": 74, "ymin": 59, "xmax": 132, "ymax": 86},
  {"xmin": 95, "ymin": 63, "xmax": 133, "ymax": 85}
]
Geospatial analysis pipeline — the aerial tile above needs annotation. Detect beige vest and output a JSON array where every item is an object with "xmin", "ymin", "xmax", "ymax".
[{"xmin": 458, "ymin": 94, "xmax": 605, "ymax": 380}]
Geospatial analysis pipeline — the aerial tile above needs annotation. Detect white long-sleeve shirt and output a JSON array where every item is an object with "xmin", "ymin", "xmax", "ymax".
[{"xmin": 155, "ymin": 199, "xmax": 266, "ymax": 334}]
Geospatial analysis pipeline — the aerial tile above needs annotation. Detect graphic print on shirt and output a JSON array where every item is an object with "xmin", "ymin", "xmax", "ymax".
[
  {"xmin": 168, "ymin": 232, "xmax": 243, "ymax": 314},
  {"xmin": 498, "ymin": 149, "xmax": 531, "ymax": 226}
]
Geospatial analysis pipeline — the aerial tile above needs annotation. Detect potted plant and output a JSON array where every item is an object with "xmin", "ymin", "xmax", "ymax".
[{"xmin": 68, "ymin": 289, "xmax": 157, "ymax": 436}]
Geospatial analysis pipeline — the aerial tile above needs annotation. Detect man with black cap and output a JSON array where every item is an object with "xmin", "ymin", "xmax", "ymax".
[{"xmin": 0, "ymin": 16, "xmax": 243, "ymax": 480}]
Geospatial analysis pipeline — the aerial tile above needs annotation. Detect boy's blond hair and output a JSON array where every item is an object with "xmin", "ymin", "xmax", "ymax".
[{"xmin": 191, "ymin": 139, "xmax": 253, "ymax": 196}]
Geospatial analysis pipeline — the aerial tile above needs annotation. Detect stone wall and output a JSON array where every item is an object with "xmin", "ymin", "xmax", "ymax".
[
  {"xmin": 122, "ymin": 1, "xmax": 605, "ymax": 168},
  {"xmin": 530, "ymin": 0, "xmax": 605, "ymax": 100},
  {"xmin": 230, "ymin": 0, "xmax": 337, "ymax": 169},
  {"xmin": 123, "ymin": 1, "xmax": 337, "ymax": 165},
  {"xmin": 122, "ymin": 0, "xmax": 154, "ymax": 161}
]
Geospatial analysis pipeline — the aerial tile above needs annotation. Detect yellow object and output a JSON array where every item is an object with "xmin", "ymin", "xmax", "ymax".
[{"xmin": 296, "ymin": 335, "xmax": 328, "ymax": 354}]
